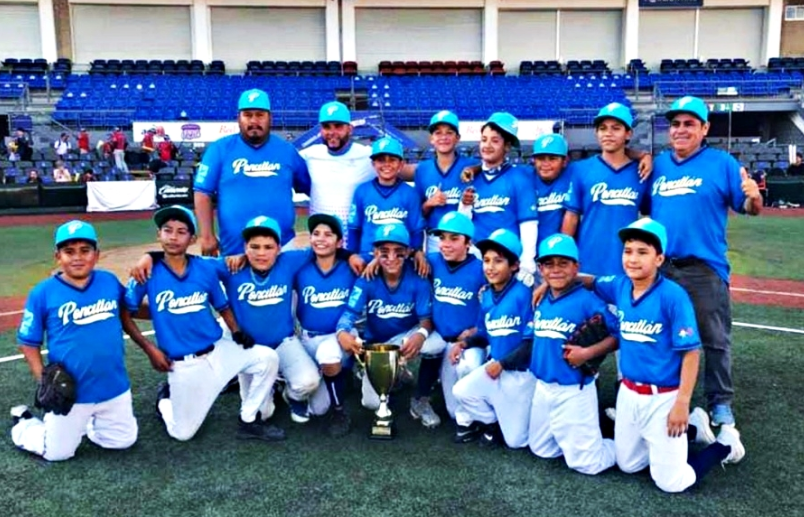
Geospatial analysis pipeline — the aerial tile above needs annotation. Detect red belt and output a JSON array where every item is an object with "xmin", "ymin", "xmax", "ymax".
[{"xmin": 622, "ymin": 378, "xmax": 678, "ymax": 395}]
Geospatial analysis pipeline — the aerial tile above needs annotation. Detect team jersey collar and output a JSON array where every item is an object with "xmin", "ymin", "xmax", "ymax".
[
  {"xmin": 443, "ymin": 253, "xmax": 477, "ymax": 273},
  {"xmin": 433, "ymin": 152, "xmax": 460, "ymax": 176},
  {"xmin": 380, "ymin": 262, "xmax": 412, "ymax": 293},
  {"xmin": 480, "ymin": 160, "xmax": 513, "ymax": 183},
  {"xmin": 327, "ymin": 141, "xmax": 353, "ymax": 157},
  {"xmin": 312, "ymin": 256, "xmax": 345, "ymax": 278},
  {"xmin": 671, "ymin": 142, "xmax": 709, "ymax": 165},
  {"xmin": 545, "ymin": 280, "xmax": 584, "ymax": 303},
  {"xmin": 54, "ymin": 270, "xmax": 96, "ymax": 292},
  {"xmin": 372, "ymin": 177, "xmax": 402, "ymax": 197},
  {"xmin": 489, "ymin": 274, "xmax": 518, "ymax": 303},
  {"xmin": 629, "ymin": 272, "xmax": 665, "ymax": 306},
  {"xmin": 161, "ymin": 255, "xmax": 193, "ymax": 281},
  {"xmin": 239, "ymin": 132, "xmax": 272, "ymax": 150},
  {"xmin": 596, "ymin": 154, "xmax": 635, "ymax": 174}
]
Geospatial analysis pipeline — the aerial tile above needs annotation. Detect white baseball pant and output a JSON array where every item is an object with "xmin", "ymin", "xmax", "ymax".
[
  {"xmin": 158, "ymin": 336, "xmax": 278, "ymax": 441},
  {"xmin": 615, "ymin": 385, "xmax": 696, "ymax": 493},
  {"xmin": 360, "ymin": 328, "xmax": 447, "ymax": 410},
  {"xmin": 453, "ymin": 364, "xmax": 536, "ymax": 448},
  {"xmin": 440, "ymin": 340, "xmax": 486, "ymax": 419},
  {"xmin": 528, "ymin": 379, "xmax": 615, "ymax": 475},
  {"xmin": 11, "ymin": 390, "xmax": 137, "ymax": 462},
  {"xmin": 300, "ymin": 330, "xmax": 352, "ymax": 416}
]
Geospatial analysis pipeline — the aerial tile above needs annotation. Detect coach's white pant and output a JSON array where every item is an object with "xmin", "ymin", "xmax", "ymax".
[
  {"xmin": 11, "ymin": 390, "xmax": 137, "ymax": 462},
  {"xmin": 361, "ymin": 329, "xmax": 448, "ymax": 410},
  {"xmin": 453, "ymin": 364, "xmax": 536, "ymax": 448},
  {"xmin": 300, "ymin": 330, "xmax": 352, "ymax": 415},
  {"xmin": 441, "ymin": 343, "xmax": 487, "ymax": 419},
  {"xmin": 528, "ymin": 380, "xmax": 615, "ymax": 475},
  {"xmin": 159, "ymin": 336, "xmax": 278, "ymax": 441},
  {"xmin": 615, "ymin": 386, "xmax": 696, "ymax": 493},
  {"xmin": 112, "ymin": 149, "xmax": 128, "ymax": 172}
]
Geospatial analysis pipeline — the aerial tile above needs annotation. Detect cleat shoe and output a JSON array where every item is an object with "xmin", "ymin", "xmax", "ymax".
[
  {"xmin": 326, "ymin": 409, "xmax": 351, "ymax": 438},
  {"xmin": 479, "ymin": 423, "xmax": 503, "ymax": 448},
  {"xmin": 282, "ymin": 389, "xmax": 310, "ymax": 424},
  {"xmin": 710, "ymin": 404, "xmax": 735, "ymax": 427},
  {"xmin": 10, "ymin": 405, "xmax": 33, "ymax": 425},
  {"xmin": 410, "ymin": 397, "xmax": 441, "ymax": 429},
  {"xmin": 717, "ymin": 425, "xmax": 745, "ymax": 465},
  {"xmin": 238, "ymin": 418, "xmax": 286, "ymax": 442},
  {"xmin": 155, "ymin": 382, "xmax": 170, "ymax": 422},
  {"xmin": 689, "ymin": 407, "xmax": 716, "ymax": 445},
  {"xmin": 453, "ymin": 422, "xmax": 483, "ymax": 444}
]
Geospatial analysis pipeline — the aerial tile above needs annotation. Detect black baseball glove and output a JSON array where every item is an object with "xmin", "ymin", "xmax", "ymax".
[
  {"xmin": 564, "ymin": 314, "xmax": 611, "ymax": 378},
  {"xmin": 35, "ymin": 363, "xmax": 77, "ymax": 415}
]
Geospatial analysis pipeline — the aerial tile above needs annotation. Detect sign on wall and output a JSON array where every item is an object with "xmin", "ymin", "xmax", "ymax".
[
  {"xmin": 639, "ymin": 0, "xmax": 703, "ymax": 7},
  {"xmin": 133, "ymin": 122, "xmax": 239, "ymax": 143}
]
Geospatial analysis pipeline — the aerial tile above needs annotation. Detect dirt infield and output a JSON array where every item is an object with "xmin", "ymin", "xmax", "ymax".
[{"xmin": 0, "ymin": 210, "xmax": 153, "ymax": 227}]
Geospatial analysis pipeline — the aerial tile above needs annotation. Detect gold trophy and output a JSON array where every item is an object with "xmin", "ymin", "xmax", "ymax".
[{"xmin": 362, "ymin": 343, "xmax": 401, "ymax": 440}]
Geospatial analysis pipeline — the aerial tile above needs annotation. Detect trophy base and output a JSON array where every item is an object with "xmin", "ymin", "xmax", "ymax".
[{"xmin": 369, "ymin": 421, "xmax": 395, "ymax": 440}]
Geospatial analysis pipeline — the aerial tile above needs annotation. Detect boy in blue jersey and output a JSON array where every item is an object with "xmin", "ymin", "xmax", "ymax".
[
  {"xmin": 505, "ymin": 234, "xmax": 618, "ymax": 474},
  {"xmin": 649, "ymin": 96, "xmax": 762, "ymax": 429},
  {"xmin": 415, "ymin": 111, "xmax": 478, "ymax": 253},
  {"xmin": 429, "ymin": 212, "xmax": 486, "ymax": 424},
  {"xmin": 336, "ymin": 224, "xmax": 442, "ymax": 421},
  {"xmin": 458, "ymin": 112, "xmax": 539, "ymax": 278},
  {"xmin": 452, "ymin": 229, "xmax": 536, "ymax": 447},
  {"xmin": 531, "ymin": 134, "xmax": 574, "ymax": 251},
  {"xmin": 125, "ymin": 206, "xmax": 285, "ymax": 442},
  {"xmin": 193, "ymin": 88, "xmax": 311, "ymax": 256},
  {"xmin": 347, "ymin": 137, "xmax": 427, "ymax": 274},
  {"xmin": 592, "ymin": 218, "xmax": 744, "ymax": 493},
  {"xmin": 11, "ymin": 221, "xmax": 139, "ymax": 461},
  {"xmin": 295, "ymin": 214, "xmax": 358, "ymax": 437},
  {"xmin": 562, "ymin": 103, "xmax": 649, "ymax": 276}
]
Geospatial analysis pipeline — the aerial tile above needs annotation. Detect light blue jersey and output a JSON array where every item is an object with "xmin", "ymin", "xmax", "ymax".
[
  {"xmin": 594, "ymin": 274, "xmax": 700, "ymax": 387},
  {"xmin": 470, "ymin": 163, "xmax": 538, "ymax": 242},
  {"xmin": 347, "ymin": 179, "xmax": 425, "ymax": 253},
  {"xmin": 414, "ymin": 154, "xmax": 479, "ymax": 232},
  {"xmin": 294, "ymin": 256, "xmax": 357, "ymax": 334},
  {"xmin": 18, "ymin": 270, "xmax": 130, "ymax": 404},
  {"xmin": 429, "ymin": 253, "xmax": 484, "ymax": 340},
  {"xmin": 534, "ymin": 163, "xmax": 575, "ymax": 251},
  {"xmin": 194, "ymin": 134, "xmax": 311, "ymax": 255},
  {"xmin": 475, "ymin": 278, "xmax": 534, "ymax": 361}
]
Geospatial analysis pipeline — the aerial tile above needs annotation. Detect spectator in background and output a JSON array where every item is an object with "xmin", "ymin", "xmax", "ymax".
[
  {"xmin": 77, "ymin": 128, "xmax": 90, "ymax": 156},
  {"xmin": 54, "ymin": 133, "xmax": 72, "ymax": 159},
  {"xmin": 52, "ymin": 160, "xmax": 72, "ymax": 183},
  {"xmin": 158, "ymin": 135, "xmax": 176, "ymax": 163},
  {"xmin": 6, "ymin": 138, "xmax": 19, "ymax": 161},
  {"xmin": 14, "ymin": 129, "xmax": 33, "ymax": 161},
  {"xmin": 111, "ymin": 127, "xmax": 129, "ymax": 173},
  {"xmin": 26, "ymin": 169, "xmax": 42, "ymax": 185},
  {"xmin": 141, "ymin": 128, "xmax": 156, "ymax": 159},
  {"xmin": 80, "ymin": 167, "xmax": 96, "ymax": 183},
  {"xmin": 752, "ymin": 170, "xmax": 768, "ymax": 206},
  {"xmin": 787, "ymin": 153, "xmax": 804, "ymax": 176}
]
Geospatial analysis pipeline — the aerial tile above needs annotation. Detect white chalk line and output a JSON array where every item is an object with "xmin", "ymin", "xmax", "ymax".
[
  {"xmin": 731, "ymin": 287, "xmax": 804, "ymax": 298},
  {"xmin": 0, "ymin": 330, "xmax": 155, "ymax": 364},
  {"xmin": 0, "ymin": 310, "xmax": 23, "ymax": 317}
]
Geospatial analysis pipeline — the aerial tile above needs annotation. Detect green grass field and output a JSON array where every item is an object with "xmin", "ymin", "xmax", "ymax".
[{"xmin": 0, "ymin": 214, "xmax": 801, "ymax": 517}]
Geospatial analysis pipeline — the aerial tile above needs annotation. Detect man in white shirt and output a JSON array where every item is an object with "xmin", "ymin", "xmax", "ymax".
[
  {"xmin": 299, "ymin": 102, "xmax": 375, "ymax": 248},
  {"xmin": 54, "ymin": 133, "xmax": 72, "ymax": 159}
]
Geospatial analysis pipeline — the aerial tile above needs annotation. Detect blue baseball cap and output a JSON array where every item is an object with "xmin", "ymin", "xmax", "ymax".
[
  {"xmin": 319, "ymin": 101, "xmax": 351, "ymax": 124},
  {"xmin": 371, "ymin": 137, "xmax": 404, "ymax": 160},
  {"xmin": 476, "ymin": 229, "xmax": 522, "ymax": 262},
  {"xmin": 432, "ymin": 211, "xmax": 474, "ymax": 239},
  {"xmin": 532, "ymin": 134, "xmax": 568, "ymax": 157},
  {"xmin": 594, "ymin": 102, "xmax": 634, "ymax": 129},
  {"xmin": 307, "ymin": 213, "xmax": 343, "ymax": 240},
  {"xmin": 665, "ymin": 96, "xmax": 708, "ymax": 123},
  {"xmin": 618, "ymin": 217, "xmax": 668, "ymax": 255},
  {"xmin": 242, "ymin": 215, "xmax": 282, "ymax": 243},
  {"xmin": 537, "ymin": 234, "xmax": 578, "ymax": 263},
  {"xmin": 484, "ymin": 112, "xmax": 520, "ymax": 147},
  {"xmin": 154, "ymin": 205, "xmax": 197, "ymax": 234},
  {"xmin": 373, "ymin": 223, "xmax": 410, "ymax": 247},
  {"xmin": 55, "ymin": 220, "xmax": 98, "ymax": 248},
  {"xmin": 238, "ymin": 89, "xmax": 271, "ymax": 112},
  {"xmin": 428, "ymin": 110, "xmax": 460, "ymax": 134}
]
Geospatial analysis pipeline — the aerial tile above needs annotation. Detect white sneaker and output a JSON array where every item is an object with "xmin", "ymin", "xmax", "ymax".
[
  {"xmin": 10, "ymin": 405, "xmax": 32, "ymax": 425},
  {"xmin": 689, "ymin": 407, "xmax": 716, "ymax": 445},
  {"xmin": 717, "ymin": 425, "xmax": 746, "ymax": 464},
  {"xmin": 410, "ymin": 397, "xmax": 441, "ymax": 428}
]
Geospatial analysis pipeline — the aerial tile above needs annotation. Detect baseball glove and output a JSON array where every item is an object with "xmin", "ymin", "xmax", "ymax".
[
  {"xmin": 460, "ymin": 165, "xmax": 481, "ymax": 183},
  {"xmin": 564, "ymin": 314, "xmax": 610, "ymax": 378},
  {"xmin": 35, "ymin": 363, "xmax": 77, "ymax": 415}
]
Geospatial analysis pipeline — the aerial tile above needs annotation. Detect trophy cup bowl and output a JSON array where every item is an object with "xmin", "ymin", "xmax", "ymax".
[{"xmin": 363, "ymin": 343, "xmax": 401, "ymax": 439}]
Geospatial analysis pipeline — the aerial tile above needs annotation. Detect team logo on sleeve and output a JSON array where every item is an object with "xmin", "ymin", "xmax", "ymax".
[
  {"xmin": 678, "ymin": 327, "xmax": 695, "ymax": 338},
  {"xmin": 652, "ymin": 176, "xmax": 703, "ymax": 197},
  {"xmin": 237, "ymin": 283, "xmax": 287, "ymax": 307},
  {"xmin": 485, "ymin": 313, "xmax": 521, "ymax": 336},
  {"xmin": 433, "ymin": 279, "xmax": 473, "ymax": 306},
  {"xmin": 231, "ymin": 158, "xmax": 281, "ymax": 178},
  {"xmin": 590, "ymin": 183, "xmax": 639, "ymax": 206},
  {"xmin": 618, "ymin": 311, "xmax": 663, "ymax": 343},
  {"xmin": 364, "ymin": 205, "xmax": 408, "ymax": 225},
  {"xmin": 154, "ymin": 290, "xmax": 208, "ymax": 314},
  {"xmin": 58, "ymin": 299, "xmax": 118, "ymax": 326},
  {"xmin": 531, "ymin": 311, "xmax": 577, "ymax": 340},
  {"xmin": 19, "ymin": 309, "xmax": 34, "ymax": 336},
  {"xmin": 367, "ymin": 300, "xmax": 414, "ymax": 319},
  {"xmin": 302, "ymin": 286, "xmax": 350, "ymax": 309}
]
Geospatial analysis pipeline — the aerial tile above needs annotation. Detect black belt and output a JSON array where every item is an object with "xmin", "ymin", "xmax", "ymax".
[
  {"xmin": 443, "ymin": 335, "xmax": 461, "ymax": 343},
  {"xmin": 668, "ymin": 256, "xmax": 707, "ymax": 269},
  {"xmin": 303, "ymin": 329, "xmax": 330, "ymax": 338},
  {"xmin": 171, "ymin": 344, "xmax": 215, "ymax": 362}
]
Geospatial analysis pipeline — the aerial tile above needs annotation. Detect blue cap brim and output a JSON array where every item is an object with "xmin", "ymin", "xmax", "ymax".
[
  {"xmin": 665, "ymin": 109, "xmax": 706, "ymax": 123},
  {"xmin": 593, "ymin": 115, "xmax": 632, "ymax": 129}
]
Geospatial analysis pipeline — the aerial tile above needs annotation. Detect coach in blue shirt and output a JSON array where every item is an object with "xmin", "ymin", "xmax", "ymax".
[
  {"xmin": 648, "ymin": 96, "xmax": 762, "ymax": 429},
  {"xmin": 194, "ymin": 89, "xmax": 311, "ymax": 257}
]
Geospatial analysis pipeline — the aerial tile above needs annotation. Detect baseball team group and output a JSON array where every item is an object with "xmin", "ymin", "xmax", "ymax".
[{"xmin": 10, "ymin": 88, "xmax": 763, "ymax": 494}]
